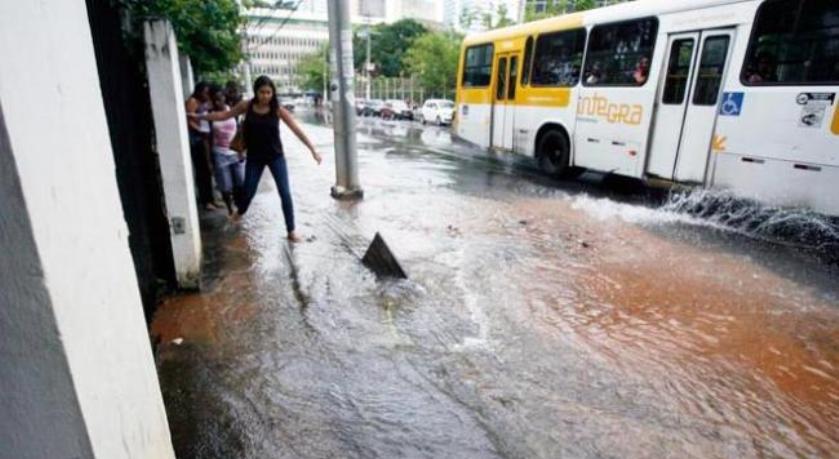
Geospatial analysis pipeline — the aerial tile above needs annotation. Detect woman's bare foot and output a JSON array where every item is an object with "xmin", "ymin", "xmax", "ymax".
[
  {"xmin": 230, "ymin": 211, "xmax": 242, "ymax": 223},
  {"xmin": 287, "ymin": 231, "xmax": 303, "ymax": 243}
]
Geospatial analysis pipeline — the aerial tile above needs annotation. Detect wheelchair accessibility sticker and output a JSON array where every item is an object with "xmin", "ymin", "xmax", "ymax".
[{"xmin": 720, "ymin": 92, "xmax": 744, "ymax": 116}]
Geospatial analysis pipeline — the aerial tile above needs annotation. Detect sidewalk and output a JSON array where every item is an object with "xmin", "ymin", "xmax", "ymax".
[{"xmin": 151, "ymin": 118, "xmax": 839, "ymax": 458}]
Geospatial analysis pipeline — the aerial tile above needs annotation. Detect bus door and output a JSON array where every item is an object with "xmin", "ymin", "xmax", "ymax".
[
  {"xmin": 492, "ymin": 53, "xmax": 519, "ymax": 150},
  {"xmin": 647, "ymin": 29, "xmax": 735, "ymax": 183}
]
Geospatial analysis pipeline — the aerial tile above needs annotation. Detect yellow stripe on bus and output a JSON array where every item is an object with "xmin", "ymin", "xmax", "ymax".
[
  {"xmin": 517, "ymin": 87, "xmax": 572, "ymax": 107},
  {"xmin": 460, "ymin": 88, "xmax": 572, "ymax": 108},
  {"xmin": 832, "ymin": 104, "xmax": 839, "ymax": 135},
  {"xmin": 462, "ymin": 14, "xmax": 585, "ymax": 46},
  {"xmin": 461, "ymin": 90, "xmax": 493, "ymax": 105}
]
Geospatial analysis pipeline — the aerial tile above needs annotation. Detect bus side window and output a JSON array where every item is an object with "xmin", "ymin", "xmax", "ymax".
[
  {"xmin": 509, "ymin": 56, "xmax": 519, "ymax": 99},
  {"xmin": 463, "ymin": 44, "xmax": 495, "ymax": 88},
  {"xmin": 583, "ymin": 17, "xmax": 658, "ymax": 87},
  {"xmin": 522, "ymin": 36, "xmax": 534, "ymax": 85},
  {"xmin": 496, "ymin": 57, "xmax": 508, "ymax": 100},
  {"xmin": 662, "ymin": 39, "xmax": 695, "ymax": 104},
  {"xmin": 531, "ymin": 28, "xmax": 587, "ymax": 87},
  {"xmin": 742, "ymin": 0, "xmax": 839, "ymax": 85},
  {"xmin": 693, "ymin": 35, "xmax": 730, "ymax": 105}
]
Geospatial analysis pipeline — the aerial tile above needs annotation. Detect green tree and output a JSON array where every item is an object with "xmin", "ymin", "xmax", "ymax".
[
  {"xmin": 122, "ymin": 0, "xmax": 244, "ymax": 76},
  {"xmin": 403, "ymin": 32, "xmax": 462, "ymax": 98},
  {"xmin": 295, "ymin": 45, "xmax": 330, "ymax": 93},
  {"xmin": 353, "ymin": 19, "xmax": 428, "ymax": 77},
  {"xmin": 495, "ymin": 3, "xmax": 515, "ymax": 29},
  {"xmin": 459, "ymin": 7, "xmax": 477, "ymax": 30},
  {"xmin": 572, "ymin": 0, "xmax": 598, "ymax": 12}
]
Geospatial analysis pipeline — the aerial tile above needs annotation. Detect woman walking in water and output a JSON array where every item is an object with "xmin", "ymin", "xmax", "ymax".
[{"xmin": 192, "ymin": 76, "xmax": 322, "ymax": 242}]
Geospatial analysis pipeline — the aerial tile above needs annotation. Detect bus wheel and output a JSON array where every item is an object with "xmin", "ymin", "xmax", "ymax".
[{"xmin": 537, "ymin": 130, "xmax": 570, "ymax": 177}]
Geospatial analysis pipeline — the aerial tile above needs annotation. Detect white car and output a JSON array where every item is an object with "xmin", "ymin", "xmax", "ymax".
[{"xmin": 420, "ymin": 99, "xmax": 455, "ymax": 126}]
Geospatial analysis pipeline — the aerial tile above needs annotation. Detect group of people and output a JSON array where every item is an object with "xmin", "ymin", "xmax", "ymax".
[
  {"xmin": 584, "ymin": 56, "xmax": 649, "ymax": 86},
  {"xmin": 185, "ymin": 76, "xmax": 322, "ymax": 242}
]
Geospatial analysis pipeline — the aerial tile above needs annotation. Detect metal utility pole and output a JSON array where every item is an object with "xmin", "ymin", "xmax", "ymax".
[{"xmin": 327, "ymin": 0, "xmax": 363, "ymax": 200}]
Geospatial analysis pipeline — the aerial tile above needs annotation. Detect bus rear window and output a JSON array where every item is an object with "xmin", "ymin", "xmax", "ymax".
[
  {"xmin": 743, "ymin": 0, "xmax": 839, "ymax": 85},
  {"xmin": 462, "ymin": 44, "xmax": 494, "ymax": 88},
  {"xmin": 583, "ymin": 17, "xmax": 658, "ymax": 87}
]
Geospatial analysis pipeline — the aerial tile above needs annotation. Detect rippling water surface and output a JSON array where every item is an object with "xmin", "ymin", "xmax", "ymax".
[{"xmin": 153, "ymin": 115, "xmax": 839, "ymax": 458}]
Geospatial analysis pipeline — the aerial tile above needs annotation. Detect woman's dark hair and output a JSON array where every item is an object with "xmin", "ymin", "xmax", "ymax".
[
  {"xmin": 191, "ymin": 81, "xmax": 210, "ymax": 100},
  {"xmin": 209, "ymin": 85, "xmax": 225, "ymax": 110},
  {"xmin": 252, "ymin": 75, "xmax": 279, "ymax": 116}
]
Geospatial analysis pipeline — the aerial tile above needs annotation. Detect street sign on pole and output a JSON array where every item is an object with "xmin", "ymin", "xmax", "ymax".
[{"xmin": 327, "ymin": 0, "xmax": 363, "ymax": 200}]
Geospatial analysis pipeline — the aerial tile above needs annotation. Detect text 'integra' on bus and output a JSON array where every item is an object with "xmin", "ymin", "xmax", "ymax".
[{"xmin": 454, "ymin": 0, "xmax": 839, "ymax": 217}]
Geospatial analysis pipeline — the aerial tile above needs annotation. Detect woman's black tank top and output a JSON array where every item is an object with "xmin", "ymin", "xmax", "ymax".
[{"xmin": 244, "ymin": 101, "xmax": 283, "ymax": 160}]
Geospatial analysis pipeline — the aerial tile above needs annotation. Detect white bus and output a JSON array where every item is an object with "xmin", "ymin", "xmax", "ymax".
[{"xmin": 454, "ymin": 0, "xmax": 839, "ymax": 216}]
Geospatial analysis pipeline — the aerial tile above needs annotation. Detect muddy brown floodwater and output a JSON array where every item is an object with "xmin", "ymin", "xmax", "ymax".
[{"xmin": 152, "ymin": 116, "xmax": 839, "ymax": 459}]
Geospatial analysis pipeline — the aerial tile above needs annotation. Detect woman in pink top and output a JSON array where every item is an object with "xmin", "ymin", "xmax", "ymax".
[{"xmin": 210, "ymin": 87, "xmax": 245, "ymax": 215}]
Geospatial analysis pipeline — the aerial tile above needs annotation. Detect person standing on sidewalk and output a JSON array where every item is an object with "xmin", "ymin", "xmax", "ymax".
[
  {"xmin": 209, "ymin": 87, "xmax": 245, "ymax": 216},
  {"xmin": 191, "ymin": 76, "xmax": 322, "ymax": 242},
  {"xmin": 185, "ymin": 81, "xmax": 219, "ymax": 210}
]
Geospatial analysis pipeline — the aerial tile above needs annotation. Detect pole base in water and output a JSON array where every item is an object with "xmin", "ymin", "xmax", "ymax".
[
  {"xmin": 331, "ymin": 185, "xmax": 364, "ymax": 201},
  {"xmin": 362, "ymin": 232, "xmax": 407, "ymax": 279}
]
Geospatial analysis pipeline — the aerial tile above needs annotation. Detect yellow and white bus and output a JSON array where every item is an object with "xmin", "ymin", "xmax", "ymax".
[{"xmin": 455, "ymin": 0, "xmax": 839, "ymax": 216}]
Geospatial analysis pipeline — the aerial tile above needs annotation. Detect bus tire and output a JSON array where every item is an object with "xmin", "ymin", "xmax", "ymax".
[{"xmin": 536, "ymin": 130, "xmax": 570, "ymax": 177}]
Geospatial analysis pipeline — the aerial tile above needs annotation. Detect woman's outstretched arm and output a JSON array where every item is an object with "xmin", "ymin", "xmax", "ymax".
[
  {"xmin": 278, "ymin": 107, "xmax": 322, "ymax": 165},
  {"xmin": 191, "ymin": 100, "xmax": 248, "ymax": 122}
]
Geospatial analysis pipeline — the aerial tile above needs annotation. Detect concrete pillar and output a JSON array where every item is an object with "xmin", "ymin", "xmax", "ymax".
[
  {"xmin": 179, "ymin": 54, "xmax": 195, "ymax": 101},
  {"xmin": 143, "ymin": 20, "xmax": 202, "ymax": 289},
  {"xmin": 0, "ymin": 1, "xmax": 176, "ymax": 458}
]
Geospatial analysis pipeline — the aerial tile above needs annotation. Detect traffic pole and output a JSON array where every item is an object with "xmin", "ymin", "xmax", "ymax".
[{"xmin": 327, "ymin": 0, "xmax": 363, "ymax": 200}]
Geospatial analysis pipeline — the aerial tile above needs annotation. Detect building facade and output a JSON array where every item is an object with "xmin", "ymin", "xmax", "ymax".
[{"xmin": 242, "ymin": 0, "xmax": 443, "ymax": 93}]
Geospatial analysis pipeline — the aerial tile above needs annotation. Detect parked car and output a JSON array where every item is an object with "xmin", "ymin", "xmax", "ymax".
[
  {"xmin": 278, "ymin": 96, "xmax": 295, "ymax": 112},
  {"xmin": 381, "ymin": 99, "xmax": 413, "ymax": 120},
  {"xmin": 361, "ymin": 99, "xmax": 385, "ymax": 117},
  {"xmin": 420, "ymin": 99, "xmax": 455, "ymax": 126}
]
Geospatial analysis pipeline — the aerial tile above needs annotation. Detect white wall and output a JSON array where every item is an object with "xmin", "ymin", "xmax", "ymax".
[
  {"xmin": 0, "ymin": 1, "xmax": 175, "ymax": 458},
  {"xmin": 179, "ymin": 54, "xmax": 195, "ymax": 103},
  {"xmin": 144, "ymin": 20, "xmax": 203, "ymax": 289}
]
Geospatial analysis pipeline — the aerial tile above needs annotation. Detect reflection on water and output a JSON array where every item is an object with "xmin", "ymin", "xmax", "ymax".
[{"xmin": 153, "ymin": 117, "xmax": 839, "ymax": 458}]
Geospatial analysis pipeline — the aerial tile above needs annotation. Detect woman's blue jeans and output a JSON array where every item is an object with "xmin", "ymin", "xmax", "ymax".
[{"xmin": 237, "ymin": 155, "xmax": 295, "ymax": 233}]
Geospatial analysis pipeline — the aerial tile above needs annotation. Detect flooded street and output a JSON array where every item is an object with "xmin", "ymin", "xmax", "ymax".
[{"xmin": 153, "ymin": 113, "xmax": 839, "ymax": 458}]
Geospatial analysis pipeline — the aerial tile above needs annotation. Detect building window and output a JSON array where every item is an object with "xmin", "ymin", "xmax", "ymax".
[
  {"xmin": 462, "ymin": 43, "xmax": 494, "ymax": 87},
  {"xmin": 742, "ymin": 0, "xmax": 839, "ymax": 85},
  {"xmin": 583, "ymin": 17, "xmax": 658, "ymax": 86},
  {"xmin": 531, "ymin": 28, "xmax": 586, "ymax": 86}
]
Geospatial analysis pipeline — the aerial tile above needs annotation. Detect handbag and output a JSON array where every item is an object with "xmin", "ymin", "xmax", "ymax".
[
  {"xmin": 230, "ymin": 126, "xmax": 246, "ymax": 155},
  {"xmin": 229, "ymin": 102, "xmax": 250, "ymax": 156}
]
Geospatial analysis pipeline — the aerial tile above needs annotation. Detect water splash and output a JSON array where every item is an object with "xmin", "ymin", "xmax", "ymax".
[
  {"xmin": 570, "ymin": 189, "xmax": 839, "ymax": 258},
  {"xmin": 663, "ymin": 189, "xmax": 839, "ymax": 252}
]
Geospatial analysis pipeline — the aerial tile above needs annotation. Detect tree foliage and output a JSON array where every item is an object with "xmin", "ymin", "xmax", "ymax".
[
  {"xmin": 353, "ymin": 19, "xmax": 429, "ymax": 77},
  {"xmin": 121, "ymin": 0, "xmax": 244, "ymax": 76},
  {"xmin": 403, "ymin": 32, "xmax": 462, "ymax": 98},
  {"xmin": 295, "ymin": 45, "xmax": 330, "ymax": 93}
]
